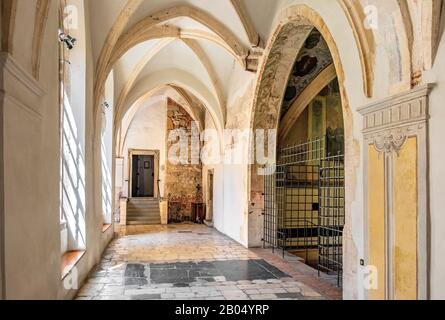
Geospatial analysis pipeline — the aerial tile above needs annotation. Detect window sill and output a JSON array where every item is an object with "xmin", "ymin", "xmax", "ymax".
[
  {"xmin": 102, "ymin": 224, "xmax": 112, "ymax": 233},
  {"xmin": 61, "ymin": 250, "xmax": 85, "ymax": 280},
  {"xmin": 60, "ymin": 220, "xmax": 67, "ymax": 231}
]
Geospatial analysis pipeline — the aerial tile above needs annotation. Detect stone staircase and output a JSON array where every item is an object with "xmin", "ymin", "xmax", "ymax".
[{"xmin": 126, "ymin": 198, "xmax": 161, "ymax": 225}]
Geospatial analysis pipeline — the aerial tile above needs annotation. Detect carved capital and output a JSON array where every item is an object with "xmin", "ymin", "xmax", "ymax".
[{"xmin": 372, "ymin": 130, "xmax": 407, "ymax": 155}]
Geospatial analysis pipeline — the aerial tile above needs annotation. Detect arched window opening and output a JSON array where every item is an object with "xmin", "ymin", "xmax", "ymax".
[
  {"xmin": 59, "ymin": 0, "xmax": 87, "ymax": 276},
  {"xmin": 101, "ymin": 73, "xmax": 114, "ymax": 227}
]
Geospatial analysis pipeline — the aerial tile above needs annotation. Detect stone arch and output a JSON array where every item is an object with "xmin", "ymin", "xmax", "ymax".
[
  {"xmin": 116, "ymin": 85, "xmax": 204, "ymax": 157},
  {"xmin": 113, "ymin": 38, "xmax": 225, "ymax": 133},
  {"xmin": 31, "ymin": 0, "xmax": 50, "ymax": 79},
  {"xmin": 1, "ymin": 0, "xmax": 17, "ymax": 53},
  {"xmin": 248, "ymin": 4, "xmax": 357, "ymax": 297},
  {"xmin": 93, "ymin": 0, "xmax": 143, "ymax": 126},
  {"xmin": 117, "ymin": 5, "xmax": 247, "ymax": 64},
  {"xmin": 278, "ymin": 63, "xmax": 337, "ymax": 145},
  {"xmin": 230, "ymin": 0, "xmax": 260, "ymax": 47},
  {"xmin": 113, "ymin": 38, "xmax": 175, "ymax": 132},
  {"xmin": 111, "ymin": 26, "xmax": 246, "ymax": 69},
  {"xmin": 94, "ymin": 4, "xmax": 248, "ymax": 125},
  {"xmin": 338, "ymin": 0, "xmax": 375, "ymax": 97},
  {"xmin": 117, "ymin": 68, "xmax": 223, "ymax": 138}
]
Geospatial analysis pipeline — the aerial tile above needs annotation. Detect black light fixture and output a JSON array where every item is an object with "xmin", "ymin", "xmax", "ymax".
[{"xmin": 59, "ymin": 30, "xmax": 77, "ymax": 50}]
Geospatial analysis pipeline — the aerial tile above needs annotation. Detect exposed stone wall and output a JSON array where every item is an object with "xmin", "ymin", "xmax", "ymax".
[{"xmin": 165, "ymin": 98, "xmax": 203, "ymax": 223}]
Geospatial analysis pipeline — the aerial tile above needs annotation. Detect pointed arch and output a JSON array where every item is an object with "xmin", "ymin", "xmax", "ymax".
[
  {"xmin": 181, "ymin": 38, "xmax": 226, "ymax": 123},
  {"xmin": 93, "ymin": 0, "xmax": 143, "ymax": 124},
  {"xmin": 338, "ymin": 0, "xmax": 375, "ymax": 97},
  {"xmin": 119, "ymin": 68, "xmax": 223, "ymax": 138},
  {"xmin": 1, "ymin": 0, "xmax": 17, "ymax": 53},
  {"xmin": 31, "ymin": 0, "xmax": 51, "ymax": 79},
  {"xmin": 119, "ymin": 5, "xmax": 247, "ymax": 62},
  {"xmin": 230, "ymin": 0, "xmax": 261, "ymax": 47},
  {"xmin": 117, "ymin": 85, "xmax": 204, "ymax": 157},
  {"xmin": 278, "ymin": 63, "xmax": 337, "ymax": 145},
  {"xmin": 248, "ymin": 4, "xmax": 357, "ymax": 297},
  {"xmin": 113, "ymin": 38, "xmax": 175, "ymax": 131}
]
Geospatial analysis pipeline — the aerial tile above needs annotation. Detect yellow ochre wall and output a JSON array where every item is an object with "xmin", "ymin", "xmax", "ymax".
[
  {"xmin": 367, "ymin": 137, "xmax": 418, "ymax": 300},
  {"xmin": 393, "ymin": 137, "xmax": 418, "ymax": 300}
]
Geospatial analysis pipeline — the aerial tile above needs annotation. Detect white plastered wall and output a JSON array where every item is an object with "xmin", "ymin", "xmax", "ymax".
[
  {"xmin": 424, "ymin": 12, "xmax": 445, "ymax": 299},
  {"xmin": 121, "ymin": 97, "xmax": 168, "ymax": 199},
  {"xmin": 0, "ymin": 0, "xmax": 114, "ymax": 299}
]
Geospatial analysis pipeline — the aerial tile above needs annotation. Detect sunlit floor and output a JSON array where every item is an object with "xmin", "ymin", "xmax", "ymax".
[{"xmin": 76, "ymin": 224, "xmax": 341, "ymax": 300}]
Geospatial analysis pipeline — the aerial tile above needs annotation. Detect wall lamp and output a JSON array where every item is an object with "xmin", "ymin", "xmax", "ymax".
[{"xmin": 59, "ymin": 30, "xmax": 77, "ymax": 50}]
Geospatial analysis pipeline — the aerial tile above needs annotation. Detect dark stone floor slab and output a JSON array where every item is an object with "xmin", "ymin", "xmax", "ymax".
[
  {"xmin": 124, "ymin": 264, "xmax": 146, "ymax": 278},
  {"xmin": 213, "ymin": 260, "xmax": 289, "ymax": 282},
  {"xmin": 142, "ymin": 260, "xmax": 289, "ymax": 284},
  {"xmin": 124, "ymin": 277, "xmax": 149, "ymax": 286},
  {"xmin": 276, "ymin": 292, "xmax": 304, "ymax": 299},
  {"xmin": 131, "ymin": 294, "xmax": 162, "ymax": 300}
]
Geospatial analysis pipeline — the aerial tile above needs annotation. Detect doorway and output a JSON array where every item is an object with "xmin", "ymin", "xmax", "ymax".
[
  {"xmin": 206, "ymin": 170, "xmax": 214, "ymax": 223},
  {"xmin": 129, "ymin": 150, "xmax": 160, "ymax": 198}
]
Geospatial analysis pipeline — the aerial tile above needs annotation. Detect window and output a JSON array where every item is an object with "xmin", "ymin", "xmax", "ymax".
[
  {"xmin": 101, "ymin": 73, "xmax": 114, "ymax": 226},
  {"xmin": 59, "ymin": 0, "xmax": 87, "ymax": 273}
]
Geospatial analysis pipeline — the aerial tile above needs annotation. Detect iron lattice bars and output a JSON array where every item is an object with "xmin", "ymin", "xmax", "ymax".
[
  {"xmin": 263, "ymin": 135, "xmax": 345, "ymax": 287},
  {"xmin": 318, "ymin": 154, "xmax": 345, "ymax": 287}
]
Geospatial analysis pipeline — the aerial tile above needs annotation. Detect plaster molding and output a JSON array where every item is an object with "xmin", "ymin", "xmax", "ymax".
[
  {"xmin": 0, "ymin": 52, "xmax": 46, "ymax": 98},
  {"xmin": 0, "ymin": 91, "xmax": 42, "ymax": 119},
  {"xmin": 359, "ymin": 84, "xmax": 433, "ymax": 136},
  {"xmin": 371, "ymin": 130, "xmax": 408, "ymax": 155},
  {"xmin": 361, "ymin": 84, "xmax": 432, "ymax": 300}
]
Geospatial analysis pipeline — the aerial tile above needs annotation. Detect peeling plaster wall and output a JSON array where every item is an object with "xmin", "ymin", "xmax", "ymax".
[{"xmin": 165, "ymin": 99, "xmax": 203, "ymax": 222}]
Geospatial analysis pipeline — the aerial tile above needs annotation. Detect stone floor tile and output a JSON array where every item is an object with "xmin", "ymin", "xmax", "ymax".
[
  {"xmin": 249, "ymin": 294, "xmax": 278, "ymax": 300},
  {"xmin": 76, "ymin": 224, "xmax": 338, "ymax": 301}
]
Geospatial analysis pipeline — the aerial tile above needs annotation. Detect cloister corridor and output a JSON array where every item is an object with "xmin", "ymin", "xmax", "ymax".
[
  {"xmin": 76, "ymin": 224, "xmax": 341, "ymax": 301},
  {"xmin": 3, "ymin": 0, "xmax": 445, "ymax": 303}
]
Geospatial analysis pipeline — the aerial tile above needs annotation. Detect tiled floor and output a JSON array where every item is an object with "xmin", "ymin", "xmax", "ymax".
[{"xmin": 76, "ymin": 224, "xmax": 342, "ymax": 300}]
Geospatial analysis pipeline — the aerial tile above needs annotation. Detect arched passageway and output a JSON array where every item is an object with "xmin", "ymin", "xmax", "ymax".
[{"xmin": 248, "ymin": 5, "xmax": 355, "ymax": 298}]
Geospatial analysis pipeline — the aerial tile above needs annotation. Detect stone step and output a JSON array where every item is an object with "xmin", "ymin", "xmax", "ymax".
[
  {"xmin": 127, "ymin": 206, "xmax": 159, "ymax": 211},
  {"xmin": 126, "ymin": 197, "xmax": 161, "ymax": 225},
  {"xmin": 128, "ymin": 198, "xmax": 159, "ymax": 202},
  {"xmin": 127, "ymin": 216, "xmax": 161, "ymax": 221},
  {"xmin": 126, "ymin": 221, "xmax": 161, "ymax": 226},
  {"xmin": 127, "ymin": 206, "xmax": 160, "ymax": 211},
  {"xmin": 127, "ymin": 212, "xmax": 160, "ymax": 218}
]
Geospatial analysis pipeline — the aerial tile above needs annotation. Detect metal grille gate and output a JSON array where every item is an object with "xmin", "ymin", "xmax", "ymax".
[{"xmin": 263, "ymin": 135, "xmax": 345, "ymax": 286}]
